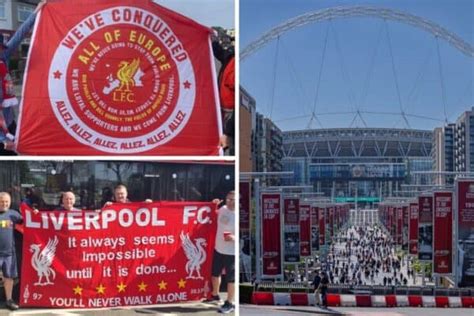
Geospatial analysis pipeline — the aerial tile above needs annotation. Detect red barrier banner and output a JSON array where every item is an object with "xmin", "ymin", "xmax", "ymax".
[
  {"xmin": 456, "ymin": 180, "xmax": 474, "ymax": 287},
  {"xmin": 409, "ymin": 203, "xmax": 419, "ymax": 255},
  {"xmin": 418, "ymin": 195, "xmax": 433, "ymax": 261},
  {"xmin": 310, "ymin": 206, "xmax": 319, "ymax": 251},
  {"xmin": 433, "ymin": 191, "xmax": 453, "ymax": 274},
  {"xmin": 16, "ymin": 0, "xmax": 221, "ymax": 155},
  {"xmin": 283, "ymin": 198, "xmax": 300, "ymax": 263},
  {"xmin": 299, "ymin": 204, "xmax": 311, "ymax": 257},
  {"xmin": 239, "ymin": 182, "xmax": 250, "ymax": 233},
  {"xmin": 319, "ymin": 207, "xmax": 325, "ymax": 245},
  {"xmin": 261, "ymin": 193, "xmax": 281, "ymax": 277},
  {"xmin": 19, "ymin": 202, "xmax": 217, "ymax": 308}
]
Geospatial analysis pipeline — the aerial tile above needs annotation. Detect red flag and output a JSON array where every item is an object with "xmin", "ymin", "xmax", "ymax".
[
  {"xmin": 418, "ymin": 195, "xmax": 433, "ymax": 261},
  {"xmin": 239, "ymin": 182, "xmax": 251, "ymax": 233},
  {"xmin": 456, "ymin": 180, "xmax": 474, "ymax": 287},
  {"xmin": 409, "ymin": 202, "xmax": 419, "ymax": 255},
  {"xmin": 16, "ymin": 0, "xmax": 221, "ymax": 155},
  {"xmin": 283, "ymin": 198, "xmax": 300, "ymax": 263},
  {"xmin": 433, "ymin": 191, "xmax": 453, "ymax": 274},
  {"xmin": 319, "ymin": 207, "xmax": 325, "ymax": 245},
  {"xmin": 299, "ymin": 204, "xmax": 311, "ymax": 257},
  {"xmin": 310, "ymin": 206, "xmax": 319, "ymax": 251},
  {"xmin": 261, "ymin": 193, "xmax": 282, "ymax": 277},
  {"xmin": 396, "ymin": 207, "xmax": 403, "ymax": 245},
  {"xmin": 19, "ymin": 202, "xmax": 217, "ymax": 308}
]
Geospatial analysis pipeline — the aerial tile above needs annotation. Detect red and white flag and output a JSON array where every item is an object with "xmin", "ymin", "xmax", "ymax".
[
  {"xmin": 16, "ymin": 0, "xmax": 222, "ymax": 155},
  {"xmin": 19, "ymin": 202, "xmax": 217, "ymax": 308}
]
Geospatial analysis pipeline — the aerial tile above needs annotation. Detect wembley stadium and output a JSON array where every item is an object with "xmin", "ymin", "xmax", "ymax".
[{"xmin": 282, "ymin": 127, "xmax": 433, "ymax": 205}]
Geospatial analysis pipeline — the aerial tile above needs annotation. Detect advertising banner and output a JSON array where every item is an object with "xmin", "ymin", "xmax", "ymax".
[
  {"xmin": 319, "ymin": 207, "xmax": 325, "ymax": 245},
  {"xmin": 310, "ymin": 206, "xmax": 319, "ymax": 251},
  {"xmin": 418, "ymin": 195, "xmax": 433, "ymax": 261},
  {"xmin": 299, "ymin": 204, "xmax": 311, "ymax": 257},
  {"xmin": 396, "ymin": 207, "xmax": 403, "ymax": 245},
  {"xmin": 19, "ymin": 202, "xmax": 217, "ymax": 308},
  {"xmin": 433, "ymin": 191, "xmax": 453, "ymax": 274},
  {"xmin": 409, "ymin": 203, "xmax": 419, "ymax": 255},
  {"xmin": 328, "ymin": 206, "xmax": 334, "ymax": 237},
  {"xmin": 239, "ymin": 181, "xmax": 251, "ymax": 282},
  {"xmin": 16, "ymin": 0, "xmax": 221, "ymax": 155},
  {"xmin": 456, "ymin": 180, "xmax": 474, "ymax": 287},
  {"xmin": 261, "ymin": 193, "xmax": 282, "ymax": 277},
  {"xmin": 283, "ymin": 198, "xmax": 300, "ymax": 263}
]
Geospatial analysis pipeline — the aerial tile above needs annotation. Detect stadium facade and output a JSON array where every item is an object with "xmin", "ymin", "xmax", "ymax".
[{"xmin": 282, "ymin": 128, "xmax": 433, "ymax": 206}]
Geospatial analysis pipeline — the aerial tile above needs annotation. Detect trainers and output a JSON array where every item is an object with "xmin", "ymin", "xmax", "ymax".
[
  {"xmin": 203, "ymin": 295, "xmax": 221, "ymax": 304},
  {"xmin": 218, "ymin": 301, "xmax": 235, "ymax": 314},
  {"xmin": 5, "ymin": 299, "xmax": 19, "ymax": 311}
]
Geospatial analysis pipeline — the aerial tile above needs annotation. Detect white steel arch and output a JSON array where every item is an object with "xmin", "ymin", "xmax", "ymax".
[{"xmin": 241, "ymin": 6, "xmax": 474, "ymax": 60}]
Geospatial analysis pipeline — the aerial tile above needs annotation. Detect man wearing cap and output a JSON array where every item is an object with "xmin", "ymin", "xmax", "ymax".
[{"xmin": 0, "ymin": 1, "xmax": 47, "ymax": 151}]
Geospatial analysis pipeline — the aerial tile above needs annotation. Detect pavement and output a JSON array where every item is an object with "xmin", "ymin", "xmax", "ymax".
[
  {"xmin": 0, "ymin": 300, "xmax": 234, "ymax": 316},
  {"xmin": 241, "ymin": 304, "xmax": 473, "ymax": 316},
  {"xmin": 330, "ymin": 226, "xmax": 425, "ymax": 287}
]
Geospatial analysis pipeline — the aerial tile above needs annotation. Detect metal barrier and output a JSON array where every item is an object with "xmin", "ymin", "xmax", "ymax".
[{"xmin": 255, "ymin": 282, "xmax": 474, "ymax": 297}]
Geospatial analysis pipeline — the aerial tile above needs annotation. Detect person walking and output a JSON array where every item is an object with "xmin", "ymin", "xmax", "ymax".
[
  {"xmin": 320, "ymin": 271, "xmax": 330, "ymax": 309},
  {"xmin": 313, "ymin": 271, "xmax": 322, "ymax": 306}
]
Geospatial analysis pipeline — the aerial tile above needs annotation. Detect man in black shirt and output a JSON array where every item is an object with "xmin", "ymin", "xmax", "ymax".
[
  {"xmin": 313, "ymin": 271, "xmax": 321, "ymax": 306},
  {"xmin": 320, "ymin": 272, "xmax": 330, "ymax": 308}
]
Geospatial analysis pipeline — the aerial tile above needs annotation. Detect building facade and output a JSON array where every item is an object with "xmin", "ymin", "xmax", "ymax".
[
  {"xmin": 454, "ymin": 108, "xmax": 474, "ymax": 173},
  {"xmin": 239, "ymin": 87, "xmax": 255, "ymax": 172},
  {"xmin": 432, "ymin": 124, "xmax": 455, "ymax": 185},
  {"xmin": 254, "ymin": 113, "xmax": 283, "ymax": 184},
  {"xmin": 282, "ymin": 128, "xmax": 433, "ymax": 205},
  {"xmin": 0, "ymin": 1, "xmax": 38, "ymax": 59}
]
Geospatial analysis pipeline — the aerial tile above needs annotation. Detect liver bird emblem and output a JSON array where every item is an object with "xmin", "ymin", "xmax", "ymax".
[
  {"xmin": 117, "ymin": 58, "xmax": 141, "ymax": 92},
  {"xmin": 180, "ymin": 231, "xmax": 207, "ymax": 280},
  {"xmin": 30, "ymin": 236, "xmax": 58, "ymax": 286}
]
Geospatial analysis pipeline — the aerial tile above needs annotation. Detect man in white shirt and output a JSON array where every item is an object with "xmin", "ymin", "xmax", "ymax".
[{"xmin": 204, "ymin": 191, "xmax": 235, "ymax": 314}]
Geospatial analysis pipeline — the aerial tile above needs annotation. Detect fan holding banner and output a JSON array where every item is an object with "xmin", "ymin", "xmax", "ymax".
[{"xmin": 14, "ymin": 0, "xmax": 223, "ymax": 155}]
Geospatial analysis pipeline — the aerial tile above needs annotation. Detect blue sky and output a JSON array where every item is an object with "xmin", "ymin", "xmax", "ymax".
[
  {"xmin": 155, "ymin": 0, "xmax": 234, "ymax": 29},
  {"xmin": 240, "ymin": 0, "xmax": 473, "ymax": 131}
]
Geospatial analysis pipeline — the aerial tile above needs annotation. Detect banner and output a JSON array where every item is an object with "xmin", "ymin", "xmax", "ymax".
[
  {"xmin": 328, "ymin": 206, "xmax": 334, "ymax": 237},
  {"xmin": 16, "ymin": 0, "xmax": 222, "ymax": 155},
  {"xmin": 283, "ymin": 198, "xmax": 300, "ymax": 263},
  {"xmin": 335, "ymin": 205, "xmax": 341, "ymax": 230},
  {"xmin": 239, "ymin": 181, "xmax": 250, "ymax": 234},
  {"xmin": 433, "ymin": 191, "xmax": 452, "ymax": 274},
  {"xmin": 319, "ymin": 207, "xmax": 325, "ymax": 245},
  {"xmin": 418, "ymin": 195, "xmax": 433, "ymax": 261},
  {"xmin": 396, "ymin": 207, "xmax": 403, "ymax": 245},
  {"xmin": 261, "ymin": 193, "xmax": 282, "ymax": 277},
  {"xmin": 310, "ymin": 206, "xmax": 319, "ymax": 252},
  {"xmin": 239, "ymin": 181, "xmax": 251, "ymax": 282},
  {"xmin": 456, "ymin": 180, "xmax": 474, "ymax": 287},
  {"xmin": 19, "ymin": 202, "xmax": 217, "ymax": 308},
  {"xmin": 402, "ymin": 205, "xmax": 409, "ymax": 250},
  {"xmin": 409, "ymin": 203, "xmax": 418, "ymax": 255},
  {"xmin": 299, "ymin": 204, "xmax": 311, "ymax": 257}
]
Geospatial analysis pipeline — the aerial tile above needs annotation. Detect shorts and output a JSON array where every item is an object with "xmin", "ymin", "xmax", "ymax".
[
  {"xmin": 211, "ymin": 250, "xmax": 235, "ymax": 283},
  {"xmin": 0, "ymin": 255, "xmax": 18, "ymax": 278}
]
